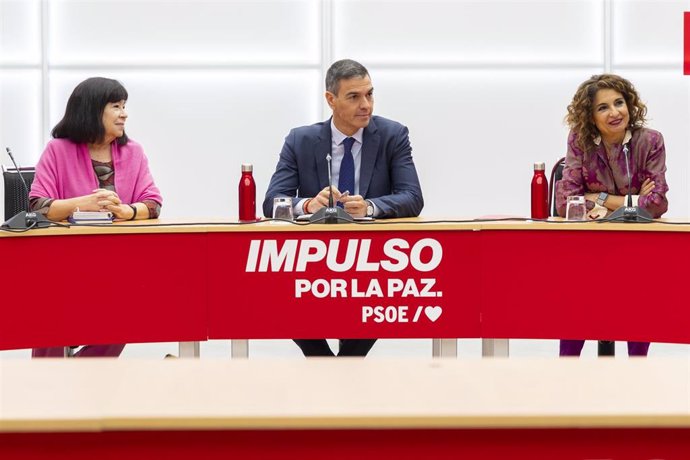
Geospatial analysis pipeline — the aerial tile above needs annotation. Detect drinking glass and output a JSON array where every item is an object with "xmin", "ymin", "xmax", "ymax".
[
  {"xmin": 565, "ymin": 195, "xmax": 586, "ymax": 221},
  {"xmin": 272, "ymin": 197, "xmax": 294, "ymax": 221}
]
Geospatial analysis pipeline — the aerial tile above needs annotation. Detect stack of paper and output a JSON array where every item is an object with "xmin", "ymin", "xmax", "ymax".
[{"xmin": 68, "ymin": 211, "xmax": 114, "ymax": 225}]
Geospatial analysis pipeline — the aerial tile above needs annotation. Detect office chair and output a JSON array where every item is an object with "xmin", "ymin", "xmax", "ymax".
[
  {"xmin": 2, "ymin": 164, "xmax": 36, "ymax": 221},
  {"xmin": 547, "ymin": 158, "xmax": 565, "ymax": 217},
  {"xmin": 548, "ymin": 158, "xmax": 614, "ymax": 357}
]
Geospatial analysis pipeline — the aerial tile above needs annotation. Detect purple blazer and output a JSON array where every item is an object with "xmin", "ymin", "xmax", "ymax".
[
  {"xmin": 555, "ymin": 128, "xmax": 668, "ymax": 218},
  {"xmin": 30, "ymin": 138, "xmax": 162, "ymax": 206}
]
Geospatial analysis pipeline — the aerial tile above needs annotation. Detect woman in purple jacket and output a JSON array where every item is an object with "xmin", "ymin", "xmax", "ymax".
[
  {"xmin": 556, "ymin": 74, "xmax": 668, "ymax": 357},
  {"xmin": 30, "ymin": 77, "xmax": 163, "ymax": 358}
]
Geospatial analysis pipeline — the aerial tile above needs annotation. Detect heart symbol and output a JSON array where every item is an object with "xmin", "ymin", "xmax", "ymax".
[{"xmin": 424, "ymin": 306, "xmax": 442, "ymax": 322}]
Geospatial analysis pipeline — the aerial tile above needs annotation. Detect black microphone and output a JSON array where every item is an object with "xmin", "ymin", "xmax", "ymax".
[
  {"xmin": 2, "ymin": 147, "xmax": 51, "ymax": 230},
  {"xmin": 6, "ymin": 147, "xmax": 30, "ymax": 208},
  {"xmin": 309, "ymin": 153, "xmax": 353, "ymax": 224},
  {"xmin": 624, "ymin": 144, "xmax": 633, "ymax": 208},
  {"xmin": 327, "ymin": 154, "xmax": 335, "ymax": 209},
  {"xmin": 607, "ymin": 144, "xmax": 653, "ymax": 223}
]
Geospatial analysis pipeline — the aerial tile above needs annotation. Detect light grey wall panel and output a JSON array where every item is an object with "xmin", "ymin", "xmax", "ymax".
[
  {"xmin": 0, "ymin": 70, "xmax": 42, "ymax": 220},
  {"xmin": 372, "ymin": 68, "xmax": 600, "ymax": 218},
  {"xmin": 333, "ymin": 0, "xmax": 604, "ymax": 65},
  {"xmin": 613, "ymin": 0, "xmax": 690, "ymax": 67},
  {"xmin": 49, "ymin": 0, "xmax": 320, "ymax": 65},
  {"xmin": 0, "ymin": 0, "xmax": 40, "ymax": 64},
  {"xmin": 0, "ymin": 70, "xmax": 42, "ymax": 164}
]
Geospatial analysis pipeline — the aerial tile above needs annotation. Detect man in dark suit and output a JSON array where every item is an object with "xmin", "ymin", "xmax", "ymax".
[{"xmin": 263, "ymin": 58, "xmax": 424, "ymax": 357}]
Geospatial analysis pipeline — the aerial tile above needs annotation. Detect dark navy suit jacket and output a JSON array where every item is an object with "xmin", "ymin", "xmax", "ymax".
[{"xmin": 263, "ymin": 116, "xmax": 424, "ymax": 218}]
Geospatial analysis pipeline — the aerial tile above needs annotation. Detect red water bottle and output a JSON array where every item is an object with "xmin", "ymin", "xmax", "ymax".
[
  {"xmin": 531, "ymin": 161, "xmax": 548, "ymax": 219},
  {"xmin": 238, "ymin": 163, "xmax": 256, "ymax": 222}
]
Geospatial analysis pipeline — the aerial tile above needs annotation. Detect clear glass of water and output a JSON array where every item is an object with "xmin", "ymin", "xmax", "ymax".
[
  {"xmin": 565, "ymin": 195, "xmax": 586, "ymax": 221},
  {"xmin": 272, "ymin": 197, "xmax": 294, "ymax": 221}
]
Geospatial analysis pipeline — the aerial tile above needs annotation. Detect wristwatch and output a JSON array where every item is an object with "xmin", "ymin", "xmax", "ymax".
[
  {"xmin": 596, "ymin": 192, "xmax": 608, "ymax": 207},
  {"xmin": 365, "ymin": 200, "xmax": 375, "ymax": 217}
]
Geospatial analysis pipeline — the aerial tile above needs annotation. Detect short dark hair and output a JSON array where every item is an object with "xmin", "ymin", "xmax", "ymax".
[
  {"xmin": 51, "ymin": 77, "xmax": 129, "ymax": 145},
  {"xmin": 325, "ymin": 59, "xmax": 370, "ymax": 95}
]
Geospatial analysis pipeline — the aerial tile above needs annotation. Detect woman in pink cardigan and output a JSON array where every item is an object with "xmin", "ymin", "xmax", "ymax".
[{"xmin": 30, "ymin": 77, "xmax": 163, "ymax": 358}]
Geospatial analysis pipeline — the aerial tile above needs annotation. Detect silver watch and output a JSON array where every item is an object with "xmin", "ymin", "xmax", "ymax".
[
  {"xmin": 596, "ymin": 192, "xmax": 608, "ymax": 207},
  {"xmin": 365, "ymin": 200, "xmax": 374, "ymax": 217}
]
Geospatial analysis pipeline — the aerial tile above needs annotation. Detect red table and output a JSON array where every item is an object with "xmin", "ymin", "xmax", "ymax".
[{"xmin": 2, "ymin": 219, "xmax": 688, "ymax": 350}]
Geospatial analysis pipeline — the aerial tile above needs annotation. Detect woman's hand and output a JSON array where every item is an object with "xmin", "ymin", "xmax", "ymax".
[
  {"xmin": 584, "ymin": 192, "xmax": 599, "ymax": 203},
  {"xmin": 82, "ymin": 189, "xmax": 134, "ymax": 219},
  {"xmin": 75, "ymin": 189, "xmax": 120, "ymax": 211},
  {"xmin": 640, "ymin": 178, "xmax": 655, "ymax": 196},
  {"xmin": 46, "ymin": 189, "xmax": 122, "ymax": 221},
  {"xmin": 95, "ymin": 189, "xmax": 121, "ymax": 208},
  {"xmin": 104, "ymin": 202, "xmax": 135, "ymax": 220}
]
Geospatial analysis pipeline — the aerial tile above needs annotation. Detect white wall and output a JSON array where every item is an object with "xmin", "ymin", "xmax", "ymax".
[
  {"xmin": 1, "ymin": 0, "xmax": 689, "ymax": 220},
  {"xmin": 1, "ymin": 0, "xmax": 689, "ymax": 358}
]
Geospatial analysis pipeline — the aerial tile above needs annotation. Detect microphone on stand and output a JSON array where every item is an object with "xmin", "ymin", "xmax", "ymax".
[
  {"xmin": 6, "ymin": 147, "xmax": 31, "ymax": 203},
  {"xmin": 2, "ymin": 147, "xmax": 51, "ymax": 230},
  {"xmin": 607, "ymin": 144, "xmax": 653, "ymax": 223},
  {"xmin": 327, "ymin": 154, "xmax": 335, "ymax": 209},
  {"xmin": 309, "ymin": 153, "xmax": 353, "ymax": 224}
]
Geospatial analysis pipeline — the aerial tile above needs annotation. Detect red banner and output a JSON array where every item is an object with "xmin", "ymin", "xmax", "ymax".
[
  {"xmin": 685, "ymin": 12, "xmax": 690, "ymax": 75},
  {"xmin": 208, "ymin": 231, "xmax": 482, "ymax": 339}
]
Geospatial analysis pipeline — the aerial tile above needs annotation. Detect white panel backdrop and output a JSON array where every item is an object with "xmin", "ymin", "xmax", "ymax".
[
  {"xmin": 1, "ymin": 0, "xmax": 689, "ymax": 359},
  {"xmin": 333, "ymin": 0, "xmax": 604, "ymax": 65}
]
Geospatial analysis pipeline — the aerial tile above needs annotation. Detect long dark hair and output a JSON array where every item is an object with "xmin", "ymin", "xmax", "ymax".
[{"xmin": 51, "ymin": 77, "xmax": 129, "ymax": 145}]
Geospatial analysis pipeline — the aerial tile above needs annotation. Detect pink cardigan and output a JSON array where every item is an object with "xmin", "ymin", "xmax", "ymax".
[{"xmin": 30, "ymin": 138, "xmax": 162, "ymax": 206}]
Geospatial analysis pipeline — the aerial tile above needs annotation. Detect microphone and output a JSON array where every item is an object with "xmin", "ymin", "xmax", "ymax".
[
  {"xmin": 309, "ymin": 153, "xmax": 353, "ymax": 224},
  {"xmin": 624, "ymin": 144, "xmax": 633, "ymax": 208},
  {"xmin": 608, "ymin": 144, "xmax": 653, "ymax": 223},
  {"xmin": 327, "ymin": 154, "xmax": 335, "ymax": 209},
  {"xmin": 1, "ymin": 147, "xmax": 51, "ymax": 230},
  {"xmin": 6, "ymin": 147, "xmax": 30, "ymax": 206}
]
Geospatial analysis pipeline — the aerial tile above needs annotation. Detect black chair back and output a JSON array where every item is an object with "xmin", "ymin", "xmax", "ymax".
[
  {"xmin": 548, "ymin": 157, "xmax": 565, "ymax": 217},
  {"xmin": 2, "ymin": 165, "xmax": 36, "ymax": 221}
]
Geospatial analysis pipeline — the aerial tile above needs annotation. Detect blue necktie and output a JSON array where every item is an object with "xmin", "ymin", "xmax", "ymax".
[{"xmin": 337, "ymin": 137, "xmax": 355, "ymax": 208}]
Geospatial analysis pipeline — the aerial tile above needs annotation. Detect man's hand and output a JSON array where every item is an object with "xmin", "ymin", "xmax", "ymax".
[
  {"xmin": 307, "ymin": 186, "xmax": 347, "ymax": 213},
  {"xmin": 341, "ymin": 194, "xmax": 367, "ymax": 218}
]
